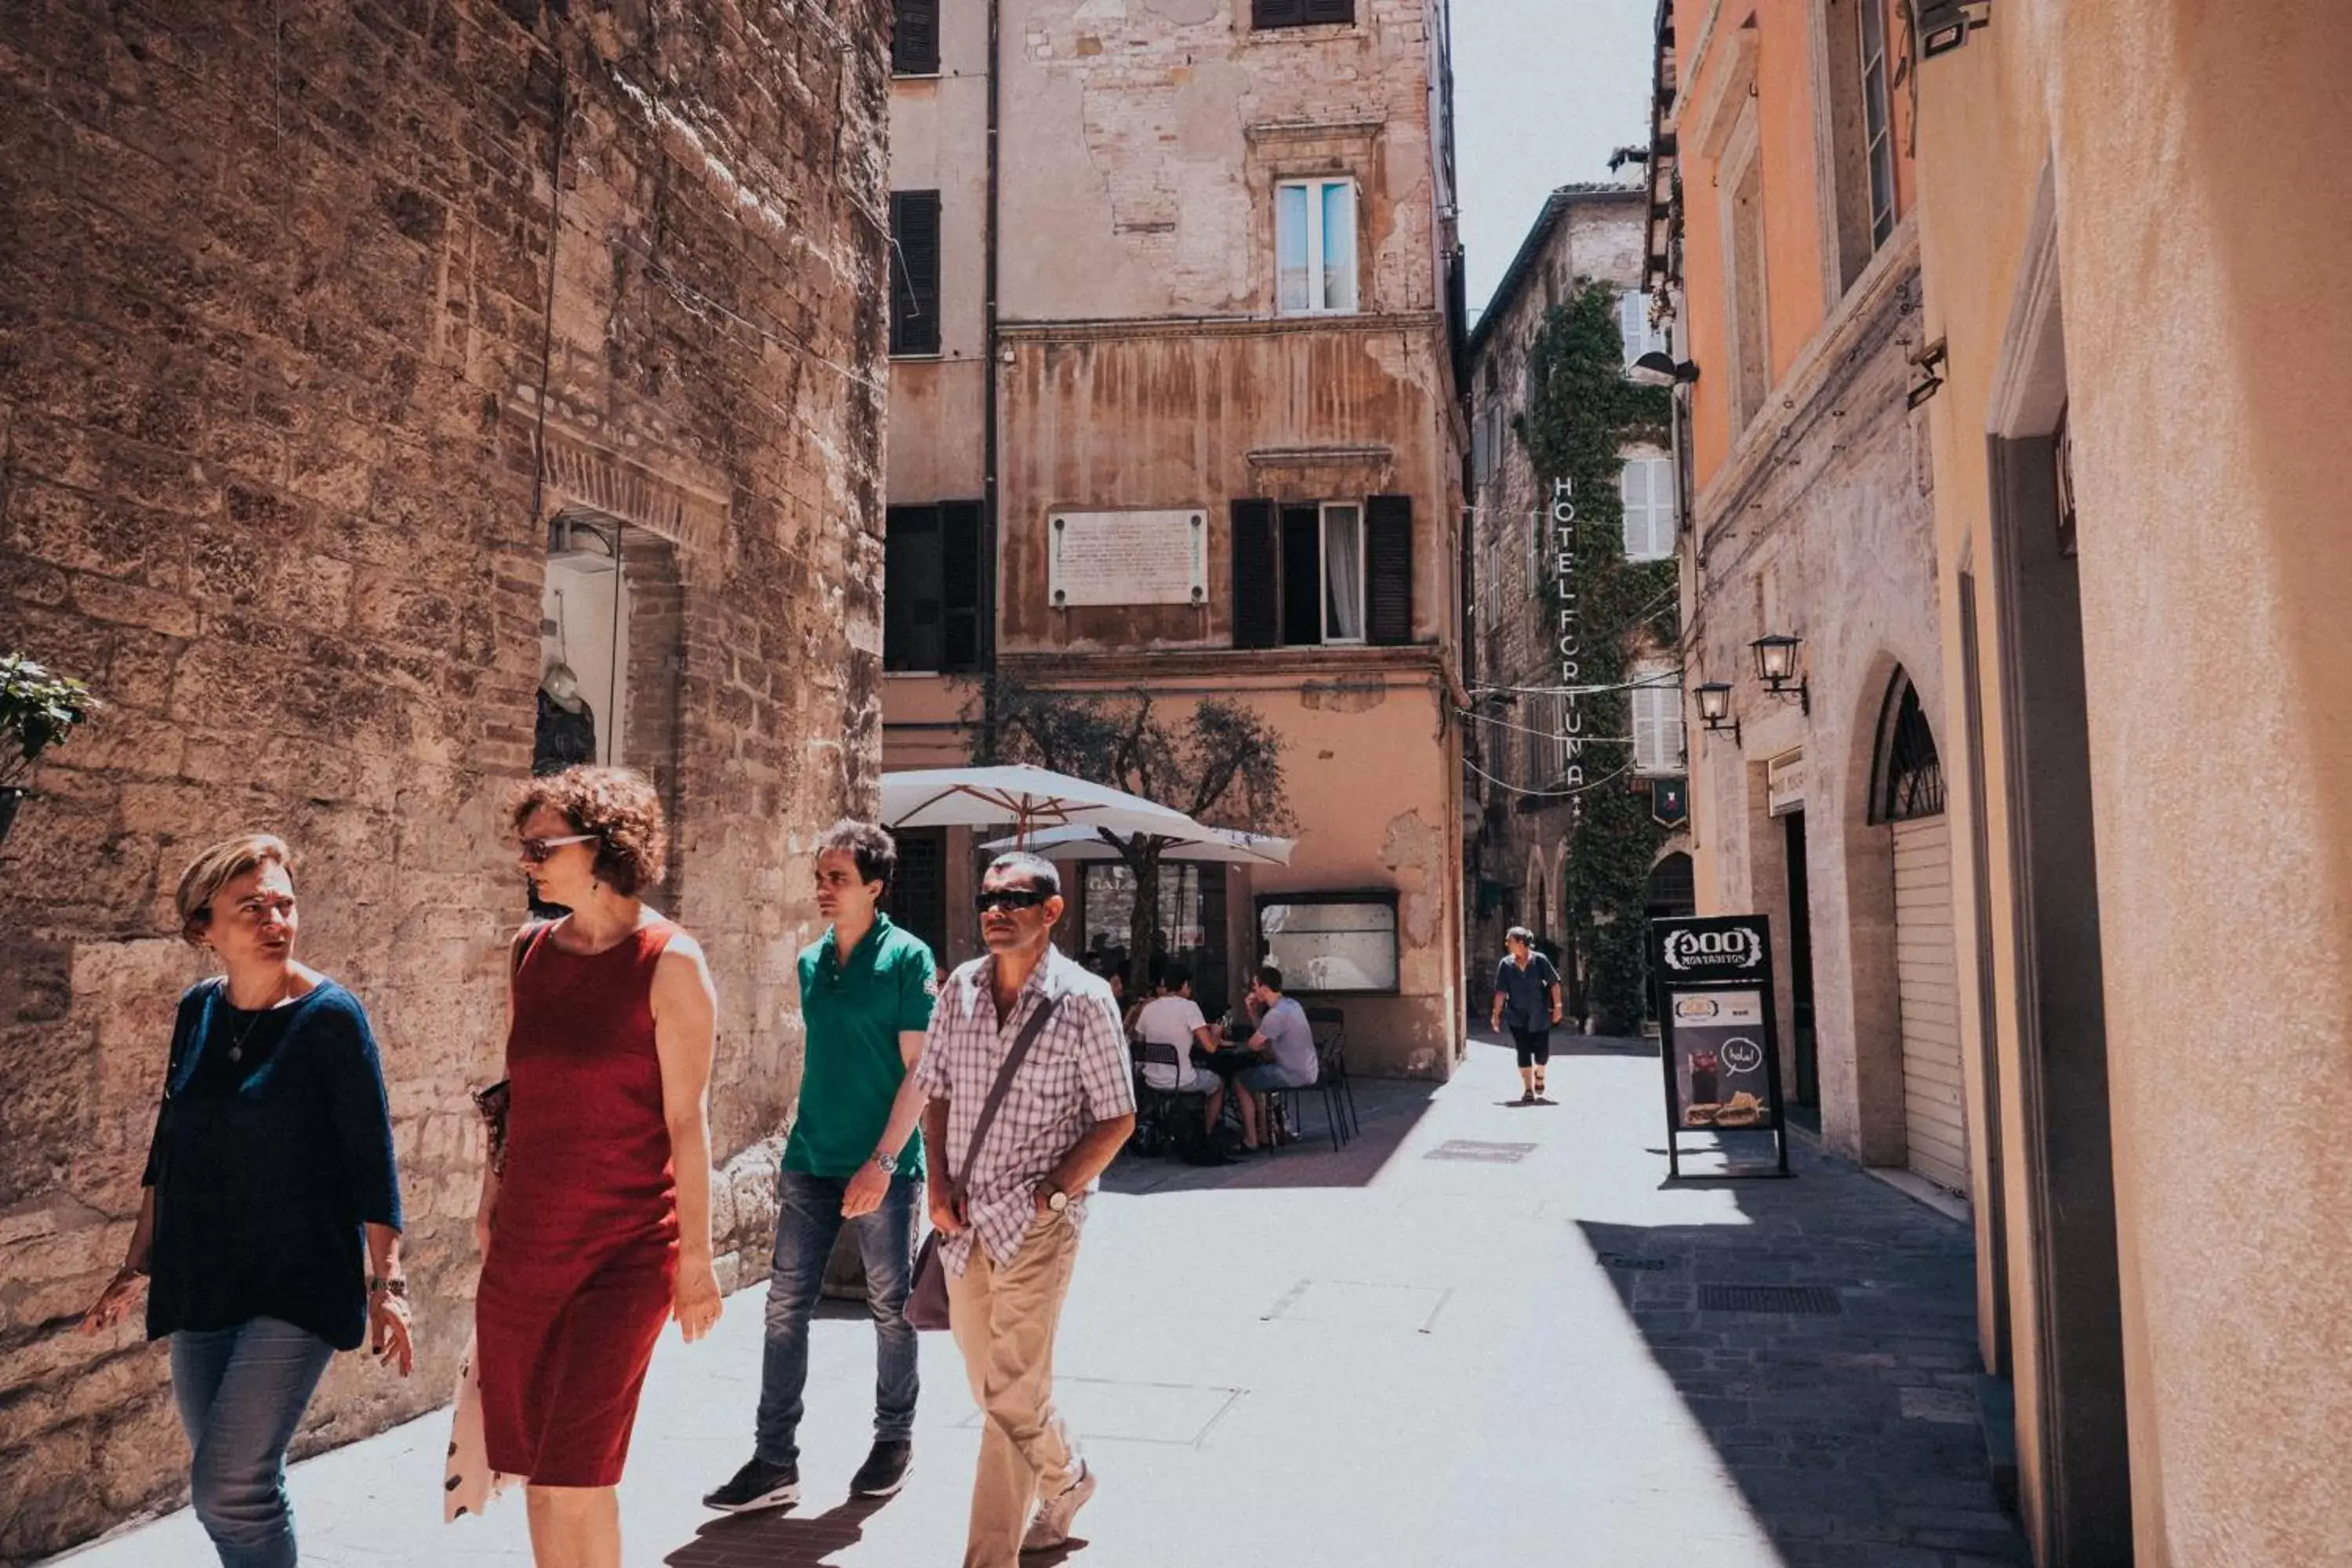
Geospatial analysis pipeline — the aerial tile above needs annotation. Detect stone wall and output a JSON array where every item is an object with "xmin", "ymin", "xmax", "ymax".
[{"xmin": 0, "ymin": 2, "xmax": 888, "ymax": 1558}]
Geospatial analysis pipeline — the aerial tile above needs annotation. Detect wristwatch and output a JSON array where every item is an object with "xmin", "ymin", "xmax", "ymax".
[
  {"xmin": 1041, "ymin": 1185, "xmax": 1070, "ymax": 1214},
  {"xmin": 366, "ymin": 1276, "xmax": 408, "ymax": 1299},
  {"xmin": 869, "ymin": 1148, "xmax": 898, "ymax": 1176}
]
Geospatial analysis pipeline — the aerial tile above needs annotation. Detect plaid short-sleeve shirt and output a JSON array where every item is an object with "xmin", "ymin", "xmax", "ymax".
[{"xmin": 913, "ymin": 946, "xmax": 1136, "ymax": 1273}]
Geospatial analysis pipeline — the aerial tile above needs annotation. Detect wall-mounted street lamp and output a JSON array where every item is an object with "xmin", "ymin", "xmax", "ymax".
[
  {"xmin": 1630, "ymin": 350, "xmax": 1701, "ymax": 387},
  {"xmin": 1694, "ymin": 681, "xmax": 1740, "ymax": 746},
  {"xmin": 1749, "ymin": 633, "xmax": 1810, "ymax": 714}
]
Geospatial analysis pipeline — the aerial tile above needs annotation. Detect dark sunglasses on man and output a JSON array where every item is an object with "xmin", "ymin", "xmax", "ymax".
[{"xmin": 973, "ymin": 887, "xmax": 1051, "ymax": 913}]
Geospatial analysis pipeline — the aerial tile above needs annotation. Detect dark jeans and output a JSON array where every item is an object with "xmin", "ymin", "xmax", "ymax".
[
  {"xmin": 169, "ymin": 1317, "xmax": 336, "ymax": 1568},
  {"xmin": 755, "ymin": 1169, "xmax": 920, "ymax": 1468}
]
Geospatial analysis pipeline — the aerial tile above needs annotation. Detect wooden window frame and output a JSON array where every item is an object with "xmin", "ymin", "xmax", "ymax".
[{"xmin": 1274, "ymin": 177, "xmax": 1359, "ymax": 316}]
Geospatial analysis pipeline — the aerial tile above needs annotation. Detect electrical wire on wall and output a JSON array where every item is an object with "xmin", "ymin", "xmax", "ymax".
[{"xmin": 1464, "ymin": 756, "xmax": 1638, "ymax": 800}]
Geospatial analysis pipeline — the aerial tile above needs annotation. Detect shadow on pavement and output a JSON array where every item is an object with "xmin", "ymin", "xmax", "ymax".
[
  {"xmin": 663, "ymin": 1493, "xmax": 890, "ymax": 1566},
  {"xmin": 1103, "ymin": 1073, "xmax": 1439, "ymax": 1194},
  {"xmin": 1572, "ymin": 1140, "xmax": 2031, "ymax": 1567}
]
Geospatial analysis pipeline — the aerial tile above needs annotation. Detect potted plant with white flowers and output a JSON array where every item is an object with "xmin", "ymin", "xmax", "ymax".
[{"xmin": 1, "ymin": 654, "xmax": 96, "ymax": 851}]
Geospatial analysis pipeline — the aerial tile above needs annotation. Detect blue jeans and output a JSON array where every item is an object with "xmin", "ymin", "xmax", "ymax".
[
  {"xmin": 754, "ymin": 1169, "xmax": 920, "ymax": 1468},
  {"xmin": 169, "ymin": 1318, "xmax": 336, "ymax": 1568}
]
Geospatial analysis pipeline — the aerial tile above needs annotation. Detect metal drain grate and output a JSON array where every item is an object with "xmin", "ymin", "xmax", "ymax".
[
  {"xmin": 1601, "ymin": 1255, "xmax": 1668, "ymax": 1272},
  {"xmin": 1697, "ymin": 1283, "xmax": 1843, "ymax": 1316},
  {"xmin": 1423, "ymin": 1140, "xmax": 1537, "ymax": 1164}
]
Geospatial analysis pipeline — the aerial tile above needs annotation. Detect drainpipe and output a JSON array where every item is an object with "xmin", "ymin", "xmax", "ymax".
[{"xmin": 980, "ymin": 0, "xmax": 1004, "ymax": 760}]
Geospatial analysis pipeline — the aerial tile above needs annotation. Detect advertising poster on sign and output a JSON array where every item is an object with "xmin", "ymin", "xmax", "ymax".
[{"xmin": 1667, "ymin": 989, "xmax": 1774, "ymax": 1131}]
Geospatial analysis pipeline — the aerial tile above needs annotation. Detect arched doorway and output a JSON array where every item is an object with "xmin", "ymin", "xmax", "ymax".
[{"xmin": 1871, "ymin": 672, "xmax": 1965, "ymax": 1196}]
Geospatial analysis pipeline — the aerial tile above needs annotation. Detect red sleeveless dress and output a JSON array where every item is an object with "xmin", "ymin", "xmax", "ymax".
[{"xmin": 476, "ymin": 918, "xmax": 680, "ymax": 1486}]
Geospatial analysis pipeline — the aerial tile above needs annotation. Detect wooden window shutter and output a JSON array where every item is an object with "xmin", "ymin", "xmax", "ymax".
[
  {"xmin": 1253, "ymin": 0, "xmax": 1308, "ymax": 27},
  {"xmin": 889, "ymin": 191, "xmax": 942, "ymax": 357},
  {"xmin": 1365, "ymin": 494, "xmax": 1414, "ymax": 645},
  {"xmin": 1303, "ymin": 0, "xmax": 1355, "ymax": 23},
  {"xmin": 892, "ymin": 0, "xmax": 939, "ymax": 75},
  {"xmin": 1230, "ymin": 499, "xmax": 1280, "ymax": 650},
  {"xmin": 939, "ymin": 499, "xmax": 984, "ymax": 671},
  {"xmin": 884, "ymin": 505, "xmax": 942, "ymax": 671}
]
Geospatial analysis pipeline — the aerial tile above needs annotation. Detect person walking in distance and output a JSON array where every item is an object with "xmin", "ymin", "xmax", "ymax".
[
  {"xmin": 474, "ymin": 768, "xmax": 724, "ymax": 1568},
  {"xmin": 1490, "ymin": 926, "xmax": 1565, "ymax": 1105},
  {"xmin": 704, "ymin": 821, "xmax": 938, "ymax": 1513},
  {"xmin": 916, "ymin": 853, "xmax": 1137, "ymax": 1565}
]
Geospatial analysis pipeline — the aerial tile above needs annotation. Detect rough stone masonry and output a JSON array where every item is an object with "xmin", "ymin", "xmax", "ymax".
[{"xmin": 0, "ymin": 2, "xmax": 890, "ymax": 1558}]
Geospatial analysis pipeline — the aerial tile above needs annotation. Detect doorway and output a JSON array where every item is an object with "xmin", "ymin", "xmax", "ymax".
[
  {"xmin": 1783, "ymin": 811, "xmax": 1820, "ymax": 1118},
  {"xmin": 1985, "ymin": 185, "xmax": 2133, "ymax": 1559}
]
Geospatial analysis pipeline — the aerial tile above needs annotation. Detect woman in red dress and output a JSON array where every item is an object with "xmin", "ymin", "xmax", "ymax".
[{"xmin": 474, "ymin": 767, "xmax": 723, "ymax": 1568}]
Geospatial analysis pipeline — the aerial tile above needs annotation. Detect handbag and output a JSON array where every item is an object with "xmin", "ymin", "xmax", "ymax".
[{"xmin": 906, "ymin": 993, "xmax": 1062, "ymax": 1331}]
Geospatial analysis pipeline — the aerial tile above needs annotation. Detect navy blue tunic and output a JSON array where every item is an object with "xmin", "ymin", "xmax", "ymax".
[
  {"xmin": 141, "ymin": 978, "xmax": 402, "ymax": 1351},
  {"xmin": 1492, "ymin": 953, "xmax": 1563, "ymax": 1031}
]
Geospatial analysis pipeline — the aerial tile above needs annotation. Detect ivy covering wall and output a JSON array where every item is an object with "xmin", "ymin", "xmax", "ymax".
[{"xmin": 1515, "ymin": 281, "xmax": 1679, "ymax": 1033}]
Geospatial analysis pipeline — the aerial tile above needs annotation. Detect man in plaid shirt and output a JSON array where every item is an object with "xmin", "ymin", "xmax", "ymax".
[{"xmin": 915, "ymin": 851, "xmax": 1136, "ymax": 1565}]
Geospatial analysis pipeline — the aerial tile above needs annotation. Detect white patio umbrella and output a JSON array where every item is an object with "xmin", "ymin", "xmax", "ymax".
[
  {"xmin": 980, "ymin": 822, "xmax": 1295, "ymax": 867},
  {"xmin": 879, "ymin": 764, "xmax": 1201, "ymax": 844}
]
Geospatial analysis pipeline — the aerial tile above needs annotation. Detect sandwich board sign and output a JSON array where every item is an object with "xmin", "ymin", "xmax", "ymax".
[{"xmin": 1649, "ymin": 913, "xmax": 1790, "ymax": 1179}]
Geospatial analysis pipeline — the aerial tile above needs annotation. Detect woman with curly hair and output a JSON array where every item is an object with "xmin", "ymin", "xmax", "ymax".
[{"xmin": 473, "ymin": 766, "xmax": 721, "ymax": 1568}]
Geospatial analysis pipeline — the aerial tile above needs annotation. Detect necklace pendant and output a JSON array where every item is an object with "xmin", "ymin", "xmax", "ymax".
[{"xmin": 228, "ymin": 1046, "xmax": 243, "ymax": 1062}]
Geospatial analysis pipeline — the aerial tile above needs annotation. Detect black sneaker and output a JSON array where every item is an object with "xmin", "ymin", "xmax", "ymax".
[
  {"xmin": 702, "ymin": 1454, "xmax": 800, "ymax": 1513},
  {"xmin": 850, "ymin": 1438, "xmax": 913, "ymax": 1498}
]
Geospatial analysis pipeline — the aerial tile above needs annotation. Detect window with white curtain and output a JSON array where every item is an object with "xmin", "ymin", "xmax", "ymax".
[
  {"xmin": 1620, "ymin": 455, "xmax": 1675, "ymax": 561},
  {"xmin": 1631, "ymin": 673, "xmax": 1686, "ymax": 775},
  {"xmin": 1618, "ymin": 291, "xmax": 1668, "ymax": 365},
  {"xmin": 1277, "ymin": 179, "xmax": 1359, "ymax": 314},
  {"xmin": 1321, "ymin": 503, "xmax": 1365, "ymax": 642}
]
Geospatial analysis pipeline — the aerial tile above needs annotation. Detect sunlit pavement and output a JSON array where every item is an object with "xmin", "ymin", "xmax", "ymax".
[{"xmin": 53, "ymin": 1031, "xmax": 2027, "ymax": 1567}]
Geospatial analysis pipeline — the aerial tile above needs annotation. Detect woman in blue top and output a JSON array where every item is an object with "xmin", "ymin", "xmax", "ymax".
[
  {"xmin": 1489, "ymin": 926, "xmax": 1565, "ymax": 1105},
  {"xmin": 80, "ymin": 834, "xmax": 412, "ymax": 1568}
]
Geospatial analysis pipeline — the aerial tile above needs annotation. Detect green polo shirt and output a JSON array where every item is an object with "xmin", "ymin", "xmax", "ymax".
[{"xmin": 783, "ymin": 913, "xmax": 938, "ymax": 1179}]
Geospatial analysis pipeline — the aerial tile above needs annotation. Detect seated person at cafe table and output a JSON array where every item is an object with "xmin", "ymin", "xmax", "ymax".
[
  {"xmin": 1133, "ymin": 964, "xmax": 1227, "ymax": 1137},
  {"xmin": 1231, "ymin": 965, "xmax": 1319, "ymax": 1152}
]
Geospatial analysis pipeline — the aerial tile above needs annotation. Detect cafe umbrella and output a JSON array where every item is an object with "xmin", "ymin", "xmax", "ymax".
[
  {"xmin": 878, "ymin": 764, "xmax": 1203, "ymax": 845},
  {"xmin": 979, "ymin": 822, "xmax": 1296, "ymax": 867}
]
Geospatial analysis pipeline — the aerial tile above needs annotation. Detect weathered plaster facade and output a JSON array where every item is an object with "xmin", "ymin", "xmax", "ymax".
[
  {"xmin": 0, "ymin": 2, "xmax": 889, "ymax": 1557},
  {"xmin": 1462, "ymin": 186, "xmax": 1690, "ymax": 993},
  {"xmin": 881, "ymin": 0, "xmax": 1468, "ymax": 1076},
  {"xmin": 1657, "ymin": 1, "xmax": 1956, "ymax": 1190}
]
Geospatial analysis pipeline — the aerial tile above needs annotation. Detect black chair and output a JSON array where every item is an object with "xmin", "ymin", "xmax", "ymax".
[
  {"xmin": 1304, "ymin": 1005, "xmax": 1360, "ymax": 1140},
  {"xmin": 1134, "ymin": 1041, "xmax": 1215, "ymax": 1158}
]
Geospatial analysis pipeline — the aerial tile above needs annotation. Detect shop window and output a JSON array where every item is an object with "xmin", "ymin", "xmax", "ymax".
[
  {"xmin": 1276, "ymin": 178, "xmax": 1358, "ymax": 314},
  {"xmin": 1083, "ymin": 861, "xmax": 1229, "ymax": 1012},
  {"xmin": 889, "ymin": 190, "xmax": 941, "ymax": 356},
  {"xmin": 884, "ymin": 502, "xmax": 984, "ymax": 672},
  {"xmin": 1256, "ymin": 891, "xmax": 1399, "ymax": 995}
]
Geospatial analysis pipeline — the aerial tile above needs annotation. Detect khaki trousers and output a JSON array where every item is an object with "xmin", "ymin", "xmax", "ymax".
[{"xmin": 944, "ymin": 1211, "xmax": 1083, "ymax": 1568}]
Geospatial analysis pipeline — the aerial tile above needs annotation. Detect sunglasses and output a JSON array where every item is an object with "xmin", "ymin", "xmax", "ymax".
[
  {"xmin": 520, "ymin": 833, "xmax": 597, "ymax": 864},
  {"xmin": 974, "ymin": 887, "xmax": 1051, "ymax": 914}
]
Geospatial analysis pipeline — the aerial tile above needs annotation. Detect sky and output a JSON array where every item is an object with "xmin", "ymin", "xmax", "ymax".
[{"xmin": 1453, "ymin": 0, "xmax": 1657, "ymax": 323}]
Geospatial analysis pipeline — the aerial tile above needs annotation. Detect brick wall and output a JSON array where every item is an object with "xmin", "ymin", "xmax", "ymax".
[{"xmin": 0, "ymin": 2, "xmax": 888, "ymax": 1557}]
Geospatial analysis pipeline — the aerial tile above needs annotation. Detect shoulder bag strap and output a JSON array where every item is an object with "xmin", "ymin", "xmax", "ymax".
[{"xmin": 949, "ymin": 993, "xmax": 1061, "ymax": 1206}]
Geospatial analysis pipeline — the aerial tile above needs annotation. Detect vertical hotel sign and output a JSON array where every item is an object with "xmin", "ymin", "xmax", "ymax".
[{"xmin": 1550, "ymin": 477, "xmax": 1584, "ymax": 824}]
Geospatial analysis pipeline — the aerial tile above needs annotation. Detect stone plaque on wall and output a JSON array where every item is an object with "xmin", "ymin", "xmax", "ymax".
[{"xmin": 1048, "ymin": 509, "xmax": 1207, "ymax": 608}]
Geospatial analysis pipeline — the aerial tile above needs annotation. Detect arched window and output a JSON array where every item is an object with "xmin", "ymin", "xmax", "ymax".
[
  {"xmin": 1644, "ymin": 850, "xmax": 1695, "ymax": 920},
  {"xmin": 1871, "ymin": 673, "xmax": 1945, "ymax": 822}
]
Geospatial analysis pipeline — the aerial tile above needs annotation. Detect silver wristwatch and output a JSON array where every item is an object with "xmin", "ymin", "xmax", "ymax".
[{"xmin": 869, "ymin": 1148, "xmax": 898, "ymax": 1176}]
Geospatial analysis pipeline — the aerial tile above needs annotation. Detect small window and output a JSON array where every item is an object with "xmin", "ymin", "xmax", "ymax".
[
  {"xmin": 1233, "ymin": 495, "xmax": 1408, "ymax": 649},
  {"xmin": 1872, "ymin": 676, "xmax": 1946, "ymax": 821},
  {"xmin": 1276, "ymin": 179, "xmax": 1358, "ymax": 315},
  {"xmin": 1618, "ymin": 291, "xmax": 1668, "ymax": 367},
  {"xmin": 1254, "ymin": 0, "xmax": 1355, "ymax": 29},
  {"xmin": 1620, "ymin": 456, "xmax": 1675, "ymax": 561},
  {"xmin": 1257, "ymin": 891, "xmax": 1398, "ymax": 995},
  {"xmin": 891, "ymin": 0, "xmax": 939, "ymax": 75},
  {"xmin": 888, "ymin": 190, "xmax": 942, "ymax": 356},
  {"xmin": 1278, "ymin": 503, "xmax": 1363, "ymax": 644},
  {"xmin": 1631, "ymin": 676, "xmax": 1686, "ymax": 776},
  {"xmin": 884, "ymin": 502, "xmax": 984, "ymax": 671},
  {"xmin": 1859, "ymin": 0, "xmax": 1896, "ymax": 245},
  {"xmin": 1534, "ymin": 691, "xmax": 1573, "ymax": 784}
]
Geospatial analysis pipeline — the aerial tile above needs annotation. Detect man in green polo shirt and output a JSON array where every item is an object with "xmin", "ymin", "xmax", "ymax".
[{"xmin": 705, "ymin": 820, "xmax": 938, "ymax": 1513}]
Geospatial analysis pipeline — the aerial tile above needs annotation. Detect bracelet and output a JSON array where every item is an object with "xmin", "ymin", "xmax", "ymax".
[{"xmin": 366, "ymin": 1276, "xmax": 408, "ymax": 1299}]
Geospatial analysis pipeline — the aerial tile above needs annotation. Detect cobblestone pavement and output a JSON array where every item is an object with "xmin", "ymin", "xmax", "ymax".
[{"xmin": 51, "ymin": 1030, "xmax": 2027, "ymax": 1568}]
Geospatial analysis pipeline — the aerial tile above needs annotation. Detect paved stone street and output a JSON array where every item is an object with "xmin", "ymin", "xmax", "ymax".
[{"xmin": 50, "ymin": 1033, "xmax": 2026, "ymax": 1568}]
